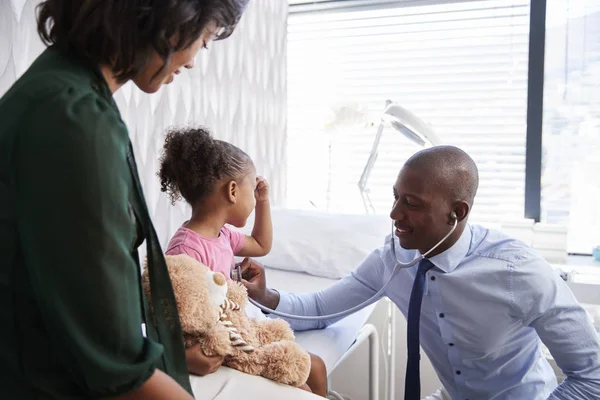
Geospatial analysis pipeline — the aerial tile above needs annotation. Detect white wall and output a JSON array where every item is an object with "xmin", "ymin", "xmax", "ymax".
[{"xmin": 0, "ymin": 0, "xmax": 288, "ymax": 247}]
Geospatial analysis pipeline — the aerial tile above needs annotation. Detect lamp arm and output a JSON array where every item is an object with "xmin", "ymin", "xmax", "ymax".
[{"xmin": 358, "ymin": 117, "xmax": 385, "ymax": 192}]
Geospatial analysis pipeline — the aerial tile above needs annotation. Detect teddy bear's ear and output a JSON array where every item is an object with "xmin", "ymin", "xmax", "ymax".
[
  {"xmin": 140, "ymin": 264, "xmax": 153, "ymax": 316},
  {"xmin": 141, "ymin": 259, "xmax": 149, "ymax": 277},
  {"xmin": 141, "ymin": 256, "xmax": 151, "ymax": 289}
]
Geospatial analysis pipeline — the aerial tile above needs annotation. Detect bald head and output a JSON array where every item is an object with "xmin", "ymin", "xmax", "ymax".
[{"xmin": 403, "ymin": 145, "xmax": 479, "ymax": 205}]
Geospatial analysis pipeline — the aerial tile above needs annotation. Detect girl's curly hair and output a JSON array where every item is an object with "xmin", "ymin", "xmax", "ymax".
[{"xmin": 158, "ymin": 127, "xmax": 252, "ymax": 205}]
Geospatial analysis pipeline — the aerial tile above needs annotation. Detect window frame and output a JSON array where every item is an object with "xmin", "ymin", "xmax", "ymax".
[{"xmin": 289, "ymin": 0, "xmax": 597, "ymax": 256}]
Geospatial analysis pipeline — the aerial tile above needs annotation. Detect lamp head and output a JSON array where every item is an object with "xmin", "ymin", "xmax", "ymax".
[{"xmin": 382, "ymin": 103, "xmax": 439, "ymax": 146}]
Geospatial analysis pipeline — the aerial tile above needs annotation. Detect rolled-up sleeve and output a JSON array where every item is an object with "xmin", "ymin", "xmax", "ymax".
[{"xmin": 14, "ymin": 88, "xmax": 162, "ymax": 397}]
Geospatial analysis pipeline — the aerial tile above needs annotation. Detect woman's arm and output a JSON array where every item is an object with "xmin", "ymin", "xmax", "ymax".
[
  {"xmin": 237, "ymin": 176, "xmax": 272, "ymax": 257},
  {"xmin": 16, "ymin": 89, "xmax": 186, "ymax": 397}
]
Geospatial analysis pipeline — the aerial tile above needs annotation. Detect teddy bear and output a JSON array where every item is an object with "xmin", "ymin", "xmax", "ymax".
[{"xmin": 142, "ymin": 253, "xmax": 311, "ymax": 388}]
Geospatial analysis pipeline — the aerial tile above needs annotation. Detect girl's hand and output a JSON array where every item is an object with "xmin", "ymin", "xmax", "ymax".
[
  {"xmin": 254, "ymin": 176, "xmax": 269, "ymax": 202},
  {"xmin": 186, "ymin": 343, "xmax": 225, "ymax": 376}
]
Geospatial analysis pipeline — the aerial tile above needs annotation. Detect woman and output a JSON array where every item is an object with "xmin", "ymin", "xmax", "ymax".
[{"xmin": 0, "ymin": 1, "xmax": 248, "ymax": 399}]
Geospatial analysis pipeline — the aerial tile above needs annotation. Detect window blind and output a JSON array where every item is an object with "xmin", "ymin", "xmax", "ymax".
[{"xmin": 286, "ymin": 0, "xmax": 531, "ymax": 224}]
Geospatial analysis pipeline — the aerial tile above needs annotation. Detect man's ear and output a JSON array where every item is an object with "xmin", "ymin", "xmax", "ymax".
[
  {"xmin": 451, "ymin": 201, "xmax": 470, "ymax": 223},
  {"xmin": 226, "ymin": 180, "xmax": 238, "ymax": 204}
]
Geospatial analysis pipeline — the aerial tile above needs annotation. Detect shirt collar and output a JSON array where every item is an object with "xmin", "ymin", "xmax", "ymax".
[
  {"xmin": 51, "ymin": 46, "xmax": 116, "ymax": 107},
  {"xmin": 427, "ymin": 224, "xmax": 472, "ymax": 273}
]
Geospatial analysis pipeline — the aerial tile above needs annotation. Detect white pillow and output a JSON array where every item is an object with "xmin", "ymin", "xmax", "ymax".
[{"xmin": 234, "ymin": 208, "xmax": 391, "ymax": 279}]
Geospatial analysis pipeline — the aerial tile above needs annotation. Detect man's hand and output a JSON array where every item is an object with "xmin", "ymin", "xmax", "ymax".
[
  {"xmin": 185, "ymin": 343, "xmax": 224, "ymax": 376},
  {"xmin": 236, "ymin": 257, "xmax": 280, "ymax": 309},
  {"xmin": 237, "ymin": 257, "xmax": 266, "ymax": 301},
  {"xmin": 254, "ymin": 176, "xmax": 269, "ymax": 203}
]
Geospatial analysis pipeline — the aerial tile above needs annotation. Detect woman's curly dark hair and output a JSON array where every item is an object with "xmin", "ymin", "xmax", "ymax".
[
  {"xmin": 36, "ymin": 0, "xmax": 249, "ymax": 82},
  {"xmin": 159, "ymin": 127, "xmax": 252, "ymax": 205}
]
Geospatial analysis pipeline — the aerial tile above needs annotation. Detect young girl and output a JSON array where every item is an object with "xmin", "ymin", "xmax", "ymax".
[{"xmin": 158, "ymin": 127, "xmax": 328, "ymax": 397}]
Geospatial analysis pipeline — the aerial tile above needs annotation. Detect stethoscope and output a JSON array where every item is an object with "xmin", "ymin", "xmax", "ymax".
[{"xmin": 231, "ymin": 214, "xmax": 458, "ymax": 321}]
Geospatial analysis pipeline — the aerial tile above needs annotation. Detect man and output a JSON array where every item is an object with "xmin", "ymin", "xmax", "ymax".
[{"xmin": 239, "ymin": 146, "xmax": 600, "ymax": 399}]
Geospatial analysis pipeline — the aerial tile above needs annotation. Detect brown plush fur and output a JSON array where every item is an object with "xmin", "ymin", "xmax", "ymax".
[{"xmin": 142, "ymin": 254, "xmax": 311, "ymax": 387}]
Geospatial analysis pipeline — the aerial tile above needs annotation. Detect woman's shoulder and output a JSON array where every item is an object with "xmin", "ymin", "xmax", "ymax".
[{"xmin": 4, "ymin": 47, "xmax": 121, "ymax": 129}]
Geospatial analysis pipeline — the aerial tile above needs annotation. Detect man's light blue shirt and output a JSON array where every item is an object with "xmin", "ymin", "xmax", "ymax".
[{"xmin": 275, "ymin": 224, "xmax": 600, "ymax": 399}]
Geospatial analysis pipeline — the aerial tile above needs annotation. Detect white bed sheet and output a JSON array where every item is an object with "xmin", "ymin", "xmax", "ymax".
[
  {"xmin": 191, "ymin": 367, "xmax": 321, "ymax": 399},
  {"xmin": 264, "ymin": 267, "xmax": 378, "ymax": 372}
]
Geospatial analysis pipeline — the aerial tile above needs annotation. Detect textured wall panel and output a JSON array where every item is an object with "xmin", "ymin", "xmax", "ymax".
[{"xmin": 0, "ymin": 0, "xmax": 288, "ymax": 247}]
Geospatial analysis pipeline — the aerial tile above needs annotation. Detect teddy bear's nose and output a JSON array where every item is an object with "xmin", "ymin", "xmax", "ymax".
[{"xmin": 213, "ymin": 272, "xmax": 226, "ymax": 286}]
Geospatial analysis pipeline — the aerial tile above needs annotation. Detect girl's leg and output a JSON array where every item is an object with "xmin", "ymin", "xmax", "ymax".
[{"xmin": 306, "ymin": 353, "xmax": 328, "ymax": 397}]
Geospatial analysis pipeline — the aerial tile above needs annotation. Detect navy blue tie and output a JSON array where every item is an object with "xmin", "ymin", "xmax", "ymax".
[{"xmin": 405, "ymin": 258, "xmax": 435, "ymax": 400}]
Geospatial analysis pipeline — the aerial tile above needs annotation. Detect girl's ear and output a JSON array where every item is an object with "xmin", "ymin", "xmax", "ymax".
[{"xmin": 226, "ymin": 180, "xmax": 238, "ymax": 204}]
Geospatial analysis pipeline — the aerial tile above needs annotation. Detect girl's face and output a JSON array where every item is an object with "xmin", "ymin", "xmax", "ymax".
[
  {"xmin": 227, "ymin": 166, "xmax": 257, "ymax": 228},
  {"xmin": 133, "ymin": 21, "xmax": 219, "ymax": 93}
]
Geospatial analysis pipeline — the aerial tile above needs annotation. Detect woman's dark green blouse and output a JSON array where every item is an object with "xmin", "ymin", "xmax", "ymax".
[{"xmin": 0, "ymin": 47, "xmax": 189, "ymax": 398}]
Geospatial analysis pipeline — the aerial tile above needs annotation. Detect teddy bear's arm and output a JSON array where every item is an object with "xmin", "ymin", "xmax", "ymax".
[
  {"xmin": 254, "ymin": 318, "xmax": 296, "ymax": 345},
  {"xmin": 201, "ymin": 321, "xmax": 235, "ymax": 357}
]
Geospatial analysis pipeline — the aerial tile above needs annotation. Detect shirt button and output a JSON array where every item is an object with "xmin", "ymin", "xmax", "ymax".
[
  {"xmin": 456, "ymin": 370, "xmax": 461, "ymax": 375},
  {"xmin": 439, "ymin": 313, "xmax": 445, "ymax": 318},
  {"xmin": 430, "ymin": 276, "xmax": 436, "ymax": 281},
  {"xmin": 449, "ymin": 343, "xmax": 454, "ymax": 346}
]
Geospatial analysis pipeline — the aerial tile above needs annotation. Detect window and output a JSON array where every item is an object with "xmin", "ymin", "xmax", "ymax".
[
  {"xmin": 541, "ymin": 0, "xmax": 600, "ymax": 254},
  {"xmin": 286, "ymin": 0, "xmax": 531, "ymax": 225}
]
